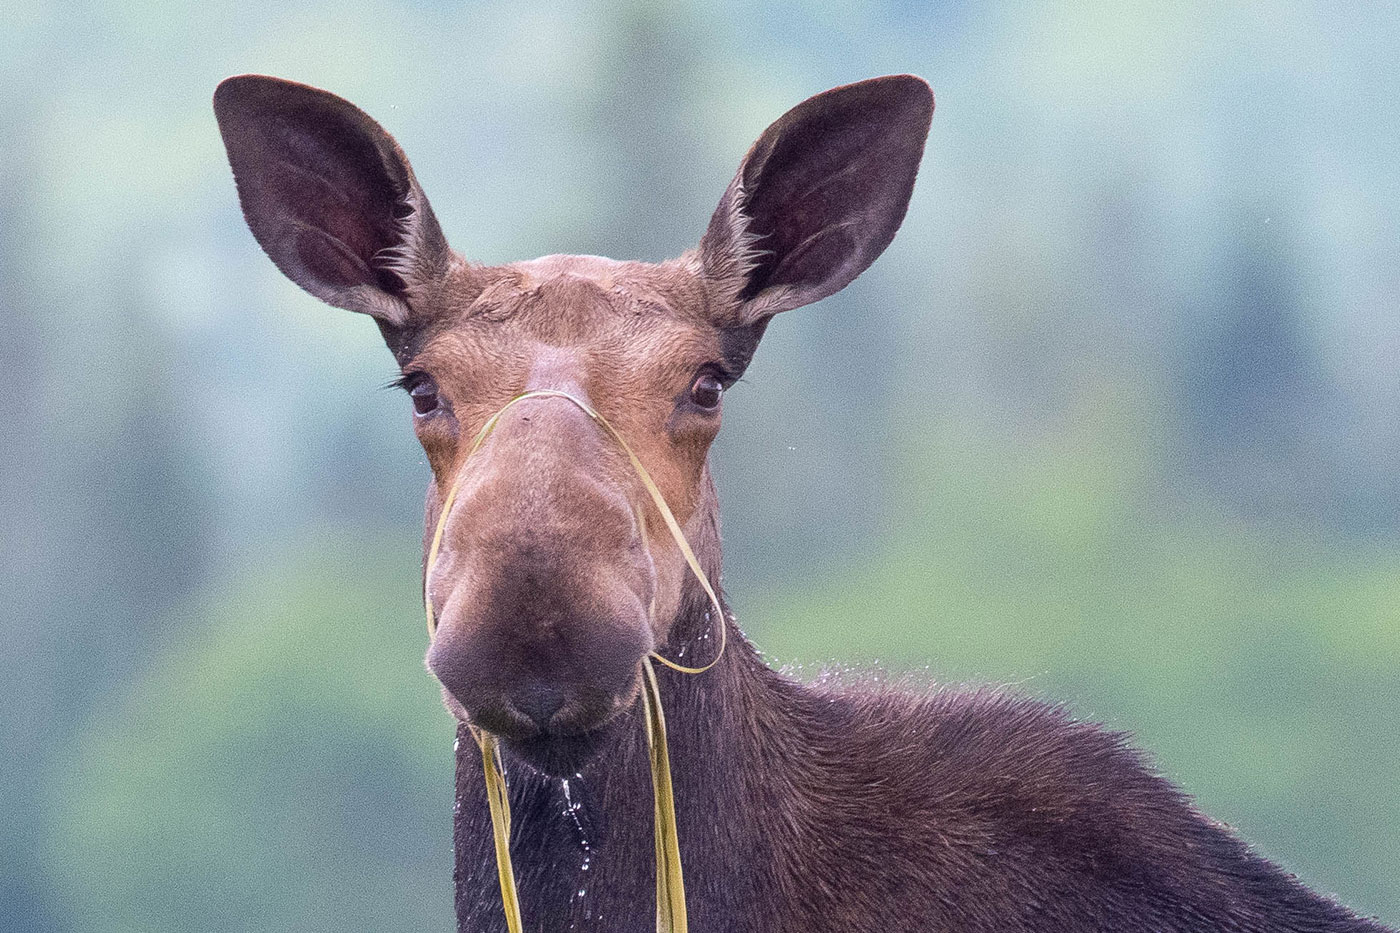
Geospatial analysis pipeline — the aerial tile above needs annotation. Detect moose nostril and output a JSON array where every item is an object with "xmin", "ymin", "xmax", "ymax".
[{"xmin": 513, "ymin": 685, "xmax": 567, "ymax": 730}]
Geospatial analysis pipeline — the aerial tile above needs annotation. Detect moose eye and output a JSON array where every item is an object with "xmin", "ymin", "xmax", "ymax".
[
  {"xmin": 408, "ymin": 376, "xmax": 440, "ymax": 416},
  {"xmin": 689, "ymin": 372, "xmax": 724, "ymax": 411}
]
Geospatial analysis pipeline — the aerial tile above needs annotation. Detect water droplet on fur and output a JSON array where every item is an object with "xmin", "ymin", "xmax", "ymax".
[{"xmin": 561, "ymin": 778, "xmax": 593, "ymax": 875}]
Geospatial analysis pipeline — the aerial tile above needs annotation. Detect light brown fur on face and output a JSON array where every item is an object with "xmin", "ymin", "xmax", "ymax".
[
  {"xmin": 412, "ymin": 257, "xmax": 728, "ymax": 764},
  {"xmin": 214, "ymin": 70, "xmax": 933, "ymax": 775}
]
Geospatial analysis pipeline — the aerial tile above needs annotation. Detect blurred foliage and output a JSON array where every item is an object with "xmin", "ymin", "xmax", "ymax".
[
  {"xmin": 47, "ymin": 538, "xmax": 453, "ymax": 933},
  {"xmin": 2, "ymin": 0, "xmax": 1398, "ymax": 929},
  {"xmin": 746, "ymin": 414, "xmax": 1400, "ymax": 915}
]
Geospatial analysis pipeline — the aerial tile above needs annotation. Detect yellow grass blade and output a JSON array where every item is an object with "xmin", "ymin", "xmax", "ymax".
[{"xmin": 428, "ymin": 390, "xmax": 725, "ymax": 932}]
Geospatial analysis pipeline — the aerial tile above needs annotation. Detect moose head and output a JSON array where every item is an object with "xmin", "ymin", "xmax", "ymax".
[{"xmin": 213, "ymin": 74, "xmax": 933, "ymax": 777}]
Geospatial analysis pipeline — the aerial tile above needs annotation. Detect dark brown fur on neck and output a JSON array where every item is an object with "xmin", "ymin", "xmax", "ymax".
[
  {"xmin": 213, "ymin": 73, "xmax": 1395, "ymax": 932},
  {"xmin": 455, "ymin": 514, "xmax": 1392, "ymax": 932}
]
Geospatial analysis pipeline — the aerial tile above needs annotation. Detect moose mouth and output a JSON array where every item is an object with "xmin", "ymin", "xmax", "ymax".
[
  {"xmin": 498, "ymin": 710, "xmax": 633, "ymax": 777},
  {"xmin": 448, "ymin": 672, "xmax": 642, "ymax": 778}
]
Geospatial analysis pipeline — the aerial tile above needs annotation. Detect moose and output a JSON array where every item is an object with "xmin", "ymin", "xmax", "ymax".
[{"xmin": 214, "ymin": 74, "xmax": 1393, "ymax": 932}]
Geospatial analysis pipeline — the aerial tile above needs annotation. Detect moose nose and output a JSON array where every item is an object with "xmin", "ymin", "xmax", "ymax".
[{"xmin": 512, "ymin": 685, "xmax": 566, "ymax": 731}]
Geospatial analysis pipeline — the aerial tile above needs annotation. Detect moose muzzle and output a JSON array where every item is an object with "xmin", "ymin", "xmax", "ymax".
[{"xmin": 424, "ymin": 394, "xmax": 656, "ymax": 766}]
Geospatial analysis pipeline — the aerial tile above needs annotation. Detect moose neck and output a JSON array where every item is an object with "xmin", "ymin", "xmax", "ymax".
[{"xmin": 452, "ymin": 467, "xmax": 803, "ymax": 933}]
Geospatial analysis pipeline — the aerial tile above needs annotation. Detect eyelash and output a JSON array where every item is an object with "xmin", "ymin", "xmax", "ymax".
[
  {"xmin": 385, "ymin": 372, "xmax": 422, "ymax": 392},
  {"xmin": 702, "ymin": 364, "xmax": 739, "ymax": 388},
  {"xmin": 384, "ymin": 368, "xmax": 742, "ymax": 399}
]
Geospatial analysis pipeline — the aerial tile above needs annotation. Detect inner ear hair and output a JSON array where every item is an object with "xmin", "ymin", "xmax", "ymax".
[
  {"xmin": 213, "ymin": 74, "xmax": 453, "ymax": 327},
  {"xmin": 700, "ymin": 74, "xmax": 934, "ymax": 324}
]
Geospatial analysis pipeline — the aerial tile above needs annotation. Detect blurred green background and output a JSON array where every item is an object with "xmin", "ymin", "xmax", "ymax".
[{"xmin": 3, "ymin": 1, "xmax": 1398, "ymax": 930}]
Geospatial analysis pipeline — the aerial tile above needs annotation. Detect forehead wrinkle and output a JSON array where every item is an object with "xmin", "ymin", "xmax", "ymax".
[
  {"xmin": 519, "ymin": 288, "xmax": 688, "ymax": 353},
  {"xmin": 588, "ymin": 326, "xmax": 723, "ymax": 409},
  {"xmin": 641, "ymin": 256, "xmax": 712, "ymax": 326},
  {"xmin": 464, "ymin": 277, "xmax": 532, "ymax": 323},
  {"xmin": 464, "ymin": 272, "xmax": 620, "ymax": 343},
  {"xmin": 462, "ymin": 254, "xmax": 708, "ymax": 327},
  {"xmin": 527, "ymin": 274, "xmax": 621, "ymax": 343},
  {"xmin": 414, "ymin": 256, "xmax": 723, "ymax": 401},
  {"xmin": 412, "ymin": 322, "xmax": 529, "ymax": 396}
]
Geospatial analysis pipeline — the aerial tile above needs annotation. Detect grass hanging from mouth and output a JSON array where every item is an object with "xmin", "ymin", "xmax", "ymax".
[
  {"xmin": 427, "ymin": 389, "xmax": 729, "ymax": 932},
  {"xmin": 475, "ymin": 730, "xmax": 523, "ymax": 933},
  {"xmin": 468, "ymin": 660, "xmax": 689, "ymax": 933},
  {"xmin": 642, "ymin": 657, "xmax": 688, "ymax": 932}
]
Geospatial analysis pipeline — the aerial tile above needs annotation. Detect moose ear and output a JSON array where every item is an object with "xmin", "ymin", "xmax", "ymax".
[
  {"xmin": 699, "ymin": 75, "xmax": 933, "ymax": 323},
  {"xmin": 213, "ymin": 75, "xmax": 451, "ymax": 326}
]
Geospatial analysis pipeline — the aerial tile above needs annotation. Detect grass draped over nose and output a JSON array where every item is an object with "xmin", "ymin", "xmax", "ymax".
[{"xmin": 425, "ymin": 389, "xmax": 730, "ymax": 933}]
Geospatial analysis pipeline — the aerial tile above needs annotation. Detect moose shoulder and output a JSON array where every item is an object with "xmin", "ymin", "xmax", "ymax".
[{"xmin": 214, "ymin": 74, "xmax": 1394, "ymax": 932}]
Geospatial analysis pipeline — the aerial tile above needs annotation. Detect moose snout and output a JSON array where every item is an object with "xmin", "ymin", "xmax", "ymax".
[
  {"xmin": 426, "ymin": 615, "xmax": 649, "ymax": 747},
  {"xmin": 424, "ymin": 536, "xmax": 655, "ymax": 744},
  {"xmin": 422, "ymin": 396, "xmax": 659, "ymax": 764},
  {"xmin": 427, "ymin": 631, "xmax": 570, "ymax": 737},
  {"xmin": 512, "ymin": 684, "xmax": 567, "ymax": 730},
  {"xmin": 424, "ymin": 525, "xmax": 655, "ymax": 740}
]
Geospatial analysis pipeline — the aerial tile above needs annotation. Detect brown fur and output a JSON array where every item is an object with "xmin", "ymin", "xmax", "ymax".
[{"xmin": 214, "ymin": 74, "xmax": 1394, "ymax": 932}]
